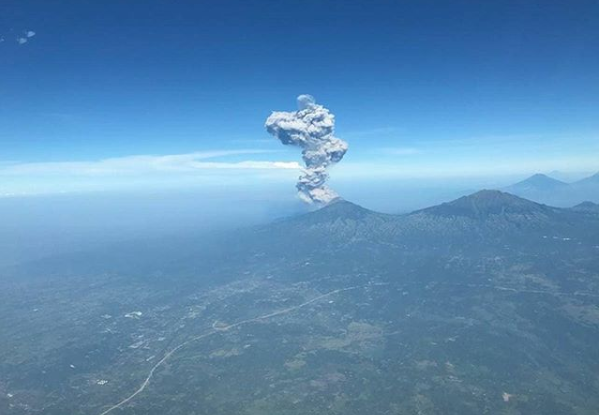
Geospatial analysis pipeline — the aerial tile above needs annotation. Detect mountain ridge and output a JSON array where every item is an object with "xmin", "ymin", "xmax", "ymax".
[
  {"xmin": 412, "ymin": 189, "xmax": 553, "ymax": 218},
  {"xmin": 280, "ymin": 190, "xmax": 559, "ymax": 224},
  {"xmin": 4, "ymin": 190, "xmax": 597, "ymax": 280}
]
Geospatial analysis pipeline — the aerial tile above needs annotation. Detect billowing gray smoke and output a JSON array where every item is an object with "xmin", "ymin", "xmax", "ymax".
[{"xmin": 265, "ymin": 95, "xmax": 348, "ymax": 204}]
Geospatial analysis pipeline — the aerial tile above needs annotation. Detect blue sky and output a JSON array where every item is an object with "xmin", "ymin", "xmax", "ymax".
[{"xmin": 1, "ymin": 0, "xmax": 597, "ymax": 197}]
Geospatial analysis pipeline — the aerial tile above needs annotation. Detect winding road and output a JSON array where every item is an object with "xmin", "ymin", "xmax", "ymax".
[{"xmin": 98, "ymin": 286, "xmax": 359, "ymax": 415}]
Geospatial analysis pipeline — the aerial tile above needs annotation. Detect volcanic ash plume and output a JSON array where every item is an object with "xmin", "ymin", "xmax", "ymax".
[{"xmin": 265, "ymin": 95, "xmax": 348, "ymax": 204}]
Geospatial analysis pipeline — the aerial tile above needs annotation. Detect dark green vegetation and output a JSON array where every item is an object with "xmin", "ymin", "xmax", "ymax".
[{"xmin": 0, "ymin": 191, "xmax": 597, "ymax": 415}]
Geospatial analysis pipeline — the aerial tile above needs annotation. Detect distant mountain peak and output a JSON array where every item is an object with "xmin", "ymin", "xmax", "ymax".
[
  {"xmin": 530, "ymin": 173, "xmax": 552, "ymax": 179},
  {"xmin": 512, "ymin": 173, "xmax": 568, "ymax": 188},
  {"xmin": 416, "ymin": 190, "xmax": 548, "ymax": 218},
  {"xmin": 503, "ymin": 172, "xmax": 599, "ymax": 207}
]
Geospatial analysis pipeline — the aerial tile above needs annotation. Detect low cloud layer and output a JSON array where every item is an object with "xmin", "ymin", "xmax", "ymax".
[
  {"xmin": 265, "ymin": 95, "xmax": 348, "ymax": 204},
  {"xmin": 0, "ymin": 150, "xmax": 301, "ymax": 197},
  {"xmin": 0, "ymin": 150, "xmax": 300, "ymax": 176}
]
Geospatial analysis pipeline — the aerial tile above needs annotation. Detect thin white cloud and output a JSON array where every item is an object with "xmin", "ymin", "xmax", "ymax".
[
  {"xmin": 16, "ymin": 37, "xmax": 28, "ymax": 45},
  {"xmin": 26, "ymin": 31, "xmax": 36, "ymax": 38},
  {"xmin": 0, "ymin": 150, "xmax": 301, "ymax": 176}
]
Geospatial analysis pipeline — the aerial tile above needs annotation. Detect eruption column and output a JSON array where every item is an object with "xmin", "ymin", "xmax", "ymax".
[{"xmin": 265, "ymin": 95, "xmax": 348, "ymax": 204}]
